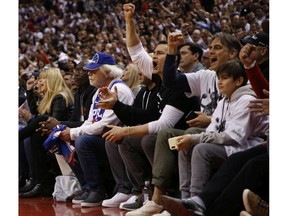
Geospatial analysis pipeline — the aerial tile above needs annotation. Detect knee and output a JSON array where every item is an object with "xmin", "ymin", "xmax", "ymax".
[
  {"xmin": 157, "ymin": 128, "xmax": 176, "ymax": 145},
  {"xmin": 118, "ymin": 138, "xmax": 130, "ymax": 156},
  {"xmin": 119, "ymin": 136, "xmax": 131, "ymax": 151},
  {"xmin": 105, "ymin": 141, "xmax": 118, "ymax": 155},
  {"xmin": 243, "ymin": 156, "xmax": 268, "ymax": 171},
  {"xmin": 192, "ymin": 143, "xmax": 209, "ymax": 157},
  {"xmin": 74, "ymin": 135, "xmax": 89, "ymax": 153},
  {"xmin": 141, "ymin": 135, "xmax": 155, "ymax": 148},
  {"xmin": 184, "ymin": 127, "xmax": 204, "ymax": 135},
  {"xmin": 105, "ymin": 140, "xmax": 114, "ymax": 151}
]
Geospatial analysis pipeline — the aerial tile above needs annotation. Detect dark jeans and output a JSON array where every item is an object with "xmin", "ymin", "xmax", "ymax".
[
  {"xmin": 19, "ymin": 125, "xmax": 28, "ymax": 178},
  {"xmin": 19, "ymin": 135, "xmax": 34, "ymax": 178},
  {"xmin": 19, "ymin": 115, "xmax": 60, "ymax": 184},
  {"xmin": 199, "ymin": 144, "xmax": 269, "ymax": 216},
  {"xmin": 68, "ymin": 154, "xmax": 86, "ymax": 187},
  {"xmin": 74, "ymin": 134, "xmax": 109, "ymax": 194}
]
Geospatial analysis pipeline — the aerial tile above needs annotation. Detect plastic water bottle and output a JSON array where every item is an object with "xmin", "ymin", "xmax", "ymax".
[{"xmin": 143, "ymin": 180, "xmax": 151, "ymax": 202}]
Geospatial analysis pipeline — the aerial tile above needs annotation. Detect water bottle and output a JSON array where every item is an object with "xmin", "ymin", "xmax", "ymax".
[{"xmin": 143, "ymin": 180, "xmax": 151, "ymax": 202}]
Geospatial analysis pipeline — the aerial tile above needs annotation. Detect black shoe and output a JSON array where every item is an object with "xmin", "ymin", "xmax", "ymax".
[
  {"xmin": 183, "ymin": 198, "xmax": 205, "ymax": 216},
  {"xmin": 81, "ymin": 191, "xmax": 107, "ymax": 208},
  {"xmin": 19, "ymin": 183, "xmax": 53, "ymax": 198},
  {"xmin": 19, "ymin": 176, "xmax": 27, "ymax": 189},
  {"xmin": 72, "ymin": 190, "xmax": 90, "ymax": 204},
  {"xmin": 120, "ymin": 194, "xmax": 144, "ymax": 210},
  {"xmin": 19, "ymin": 178, "xmax": 38, "ymax": 193},
  {"xmin": 159, "ymin": 195, "xmax": 205, "ymax": 216}
]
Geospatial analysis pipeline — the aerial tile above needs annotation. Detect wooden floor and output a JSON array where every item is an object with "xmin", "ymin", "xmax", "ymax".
[{"xmin": 19, "ymin": 197, "xmax": 127, "ymax": 216}]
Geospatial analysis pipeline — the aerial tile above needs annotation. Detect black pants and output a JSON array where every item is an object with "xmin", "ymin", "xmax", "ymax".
[
  {"xmin": 19, "ymin": 115, "xmax": 61, "ymax": 184},
  {"xmin": 198, "ymin": 144, "xmax": 268, "ymax": 216}
]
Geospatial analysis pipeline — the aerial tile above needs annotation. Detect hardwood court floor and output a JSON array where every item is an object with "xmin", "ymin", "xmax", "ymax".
[{"xmin": 19, "ymin": 197, "xmax": 127, "ymax": 216}]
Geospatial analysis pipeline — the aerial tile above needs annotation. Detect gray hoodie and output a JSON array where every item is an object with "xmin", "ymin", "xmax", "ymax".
[{"xmin": 191, "ymin": 85, "xmax": 269, "ymax": 156}]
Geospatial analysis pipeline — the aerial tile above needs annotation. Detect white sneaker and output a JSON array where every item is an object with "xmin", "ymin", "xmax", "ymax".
[
  {"xmin": 152, "ymin": 210, "xmax": 171, "ymax": 216},
  {"xmin": 126, "ymin": 200, "xmax": 163, "ymax": 216},
  {"xmin": 102, "ymin": 192, "xmax": 132, "ymax": 208}
]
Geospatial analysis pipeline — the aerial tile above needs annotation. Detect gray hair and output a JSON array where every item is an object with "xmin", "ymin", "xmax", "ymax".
[{"xmin": 99, "ymin": 64, "xmax": 123, "ymax": 79}]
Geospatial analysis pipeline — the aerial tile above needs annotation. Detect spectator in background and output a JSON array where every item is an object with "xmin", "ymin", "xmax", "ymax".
[
  {"xmin": 121, "ymin": 63, "xmax": 142, "ymax": 97},
  {"xmin": 63, "ymin": 71, "xmax": 77, "ymax": 94},
  {"xmin": 176, "ymin": 42, "xmax": 206, "ymax": 73},
  {"xmin": 191, "ymin": 29, "xmax": 208, "ymax": 50},
  {"xmin": 19, "ymin": 0, "xmax": 269, "ymax": 77},
  {"xmin": 221, "ymin": 20, "xmax": 233, "ymax": 34},
  {"xmin": 261, "ymin": 19, "xmax": 269, "ymax": 34},
  {"xmin": 201, "ymin": 49, "xmax": 211, "ymax": 69},
  {"xmin": 254, "ymin": 5, "xmax": 266, "ymax": 27},
  {"xmin": 230, "ymin": 13, "xmax": 240, "ymax": 32},
  {"xmin": 240, "ymin": 33, "xmax": 269, "ymax": 82},
  {"xmin": 239, "ymin": 14, "xmax": 250, "ymax": 33}
]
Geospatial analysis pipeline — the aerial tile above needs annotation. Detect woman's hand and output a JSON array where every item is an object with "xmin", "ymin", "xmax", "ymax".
[{"xmin": 19, "ymin": 107, "xmax": 32, "ymax": 122}]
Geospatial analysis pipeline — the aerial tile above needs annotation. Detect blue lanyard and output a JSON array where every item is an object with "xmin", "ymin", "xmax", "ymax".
[{"xmin": 92, "ymin": 80, "xmax": 125, "ymax": 123}]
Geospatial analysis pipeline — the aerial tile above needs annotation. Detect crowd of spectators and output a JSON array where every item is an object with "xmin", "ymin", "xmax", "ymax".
[
  {"xmin": 19, "ymin": 0, "xmax": 269, "ymax": 79},
  {"xmin": 18, "ymin": 0, "xmax": 270, "ymax": 215}
]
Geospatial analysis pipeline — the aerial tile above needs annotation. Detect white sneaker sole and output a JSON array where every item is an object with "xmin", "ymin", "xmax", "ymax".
[
  {"xmin": 72, "ymin": 199, "xmax": 83, "ymax": 204},
  {"xmin": 81, "ymin": 201, "xmax": 102, "ymax": 207},
  {"xmin": 102, "ymin": 202, "xmax": 119, "ymax": 208}
]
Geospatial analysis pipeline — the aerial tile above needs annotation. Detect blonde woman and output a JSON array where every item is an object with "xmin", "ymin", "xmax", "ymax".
[
  {"xmin": 37, "ymin": 67, "xmax": 74, "ymax": 119},
  {"xmin": 121, "ymin": 63, "xmax": 142, "ymax": 97},
  {"xmin": 19, "ymin": 67, "xmax": 74, "ymax": 198}
]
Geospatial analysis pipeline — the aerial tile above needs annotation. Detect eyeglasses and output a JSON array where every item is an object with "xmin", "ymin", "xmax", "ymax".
[{"xmin": 87, "ymin": 70, "xmax": 98, "ymax": 76}]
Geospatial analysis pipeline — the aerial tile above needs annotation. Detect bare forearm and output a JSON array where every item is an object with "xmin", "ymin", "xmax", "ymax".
[{"xmin": 125, "ymin": 124, "xmax": 149, "ymax": 137}]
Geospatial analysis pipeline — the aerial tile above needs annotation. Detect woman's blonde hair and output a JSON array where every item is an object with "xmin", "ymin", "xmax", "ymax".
[
  {"xmin": 37, "ymin": 67, "xmax": 74, "ymax": 115},
  {"xmin": 123, "ymin": 63, "xmax": 140, "ymax": 92}
]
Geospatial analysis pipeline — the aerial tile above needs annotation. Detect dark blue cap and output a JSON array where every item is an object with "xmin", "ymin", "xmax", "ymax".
[
  {"xmin": 241, "ymin": 33, "xmax": 269, "ymax": 48},
  {"xmin": 83, "ymin": 52, "xmax": 116, "ymax": 70}
]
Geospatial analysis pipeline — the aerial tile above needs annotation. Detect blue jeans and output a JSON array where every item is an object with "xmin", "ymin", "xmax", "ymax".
[{"xmin": 74, "ymin": 134, "xmax": 108, "ymax": 194}]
